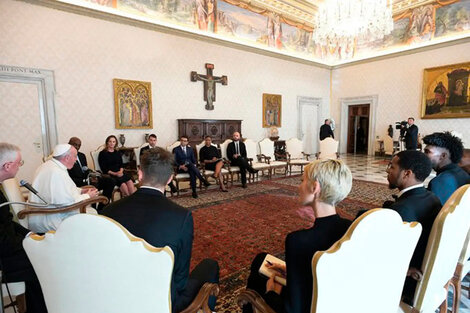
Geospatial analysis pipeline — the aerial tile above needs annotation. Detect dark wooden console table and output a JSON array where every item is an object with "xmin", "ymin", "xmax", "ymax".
[{"xmin": 177, "ymin": 119, "xmax": 242, "ymax": 148}]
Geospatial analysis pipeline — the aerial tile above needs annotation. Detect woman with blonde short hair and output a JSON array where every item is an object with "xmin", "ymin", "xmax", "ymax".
[{"xmin": 243, "ymin": 159, "xmax": 353, "ymax": 313}]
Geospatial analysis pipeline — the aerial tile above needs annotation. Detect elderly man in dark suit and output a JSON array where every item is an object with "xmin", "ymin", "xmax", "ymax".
[
  {"xmin": 319, "ymin": 119, "xmax": 334, "ymax": 141},
  {"xmin": 173, "ymin": 135, "xmax": 210, "ymax": 198},
  {"xmin": 102, "ymin": 147, "xmax": 219, "ymax": 312},
  {"xmin": 384, "ymin": 150, "xmax": 441, "ymax": 304},
  {"xmin": 0, "ymin": 143, "xmax": 47, "ymax": 313},
  {"xmin": 423, "ymin": 131, "xmax": 469, "ymax": 205},
  {"xmin": 403, "ymin": 117, "xmax": 418, "ymax": 150},
  {"xmin": 226, "ymin": 132, "xmax": 257, "ymax": 188},
  {"xmin": 67, "ymin": 137, "xmax": 114, "ymax": 209}
]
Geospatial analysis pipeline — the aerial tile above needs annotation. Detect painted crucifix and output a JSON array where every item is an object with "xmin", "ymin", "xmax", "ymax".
[{"xmin": 190, "ymin": 63, "xmax": 227, "ymax": 110}]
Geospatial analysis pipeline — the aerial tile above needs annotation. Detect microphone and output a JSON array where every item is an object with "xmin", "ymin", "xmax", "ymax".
[{"xmin": 19, "ymin": 180, "xmax": 48, "ymax": 204}]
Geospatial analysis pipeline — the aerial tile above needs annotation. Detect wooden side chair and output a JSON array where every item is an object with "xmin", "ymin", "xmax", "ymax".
[
  {"xmin": 399, "ymin": 184, "xmax": 470, "ymax": 313},
  {"xmin": 244, "ymin": 138, "xmax": 271, "ymax": 182},
  {"xmin": 237, "ymin": 209, "xmax": 422, "ymax": 313},
  {"xmin": 23, "ymin": 214, "xmax": 218, "ymax": 313},
  {"xmin": 285, "ymin": 137, "xmax": 311, "ymax": 175},
  {"xmin": 258, "ymin": 138, "xmax": 288, "ymax": 177},
  {"xmin": 220, "ymin": 139, "xmax": 241, "ymax": 185},
  {"xmin": 316, "ymin": 137, "xmax": 339, "ymax": 160},
  {"xmin": 166, "ymin": 141, "xmax": 193, "ymax": 196}
]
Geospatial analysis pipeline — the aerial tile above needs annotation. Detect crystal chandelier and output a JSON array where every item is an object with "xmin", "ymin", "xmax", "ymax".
[{"xmin": 312, "ymin": 0, "xmax": 394, "ymax": 44}]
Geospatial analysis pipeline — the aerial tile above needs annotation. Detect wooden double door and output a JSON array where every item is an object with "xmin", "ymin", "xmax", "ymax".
[{"xmin": 347, "ymin": 104, "xmax": 370, "ymax": 154}]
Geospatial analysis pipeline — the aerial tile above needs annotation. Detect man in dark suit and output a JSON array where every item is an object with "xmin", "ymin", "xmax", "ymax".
[
  {"xmin": 140, "ymin": 134, "xmax": 177, "ymax": 194},
  {"xmin": 0, "ymin": 143, "xmax": 47, "ymax": 313},
  {"xmin": 423, "ymin": 131, "xmax": 470, "ymax": 205},
  {"xmin": 67, "ymin": 137, "xmax": 114, "ymax": 209},
  {"xmin": 102, "ymin": 147, "xmax": 219, "ymax": 312},
  {"xmin": 226, "ymin": 132, "xmax": 258, "ymax": 188},
  {"xmin": 173, "ymin": 135, "xmax": 210, "ymax": 198},
  {"xmin": 319, "ymin": 119, "xmax": 334, "ymax": 140},
  {"xmin": 403, "ymin": 117, "xmax": 418, "ymax": 150},
  {"xmin": 384, "ymin": 150, "xmax": 441, "ymax": 304}
]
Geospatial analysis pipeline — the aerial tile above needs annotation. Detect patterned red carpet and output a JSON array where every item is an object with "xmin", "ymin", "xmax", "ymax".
[{"xmin": 172, "ymin": 176, "xmax": 396, "ymax": 312}]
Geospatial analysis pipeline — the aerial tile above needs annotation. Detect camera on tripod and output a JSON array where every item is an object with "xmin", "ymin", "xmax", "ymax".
[{"xmin": 395, "ymin": 121, "xmax": 408, "ymax": 138}]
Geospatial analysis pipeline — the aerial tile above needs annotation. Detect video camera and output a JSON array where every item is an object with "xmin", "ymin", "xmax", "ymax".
[{"xmin": 395, "ymin": 121, "xmax": 408, "ymax": 138}]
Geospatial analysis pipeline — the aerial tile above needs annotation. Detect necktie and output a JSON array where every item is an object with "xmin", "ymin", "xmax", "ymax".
[
  {"xmin": 76, "ymin": 158, "xmax": 83, "ymax": 172},
  {"xmin": 236, "ymin": 142, "xmax": 240, "ymax": 155},
  {"xmin": 183, "ymin": 147, "xmax": 186, "ymax": 155}
]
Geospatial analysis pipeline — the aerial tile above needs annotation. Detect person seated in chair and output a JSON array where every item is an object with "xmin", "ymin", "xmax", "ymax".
[
  {"xmin": 226, "ymin": 132, "xmax": 258, "ymax": 189},
  {"xmin": 423, "ymin": 131, "xmax": 469, "ymax": 205},
  {"xmin": 102, "ymin": 147, "xmax": 219, "ymax": 313},
  {"xmin": 67, "ymin": 137, "xmax": 114, "ymax": 210},
  {"xmin": 0, "ymin": 143, "xmax": 47, "ymax": 313},
  {"xmin": 173, "ymin": 135, "xmax": 210, "ymax": 199},
  {"xmin": 140, "ymin": 134, "xmax": 177, "ymax": 194},
  {"xmin": 243, "ymin": 159, "xmax": 353, "ymax": 313},
  {"xmin": 29, "ymin": 143, "xmax": 99, "ymax": 232},
  {"xmin": 383, "ymin": 150, "xmax": 441, "ymax": 304},
  {"xmin": 98, "ymin": 135, "xmax": 135, "ymax": 197},
  {"xmin": 199, "ymin": 136, "xmax": 227, "ymax": 192}
]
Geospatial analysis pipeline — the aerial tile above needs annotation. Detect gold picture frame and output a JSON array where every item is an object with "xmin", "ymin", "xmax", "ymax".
[
  {"xmin": 113, "ymin": 78, "xmax": 153, "ymax": 129},
  {"xmin": 421, "ymin": 62, "xmax": 470, "ymax": 119},
  {"xmin": 262, "ymin": 93, "xmax": 282, "ymax": 127}
]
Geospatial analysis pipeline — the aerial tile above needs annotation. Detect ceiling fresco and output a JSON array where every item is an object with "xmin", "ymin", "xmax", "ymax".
[{"xmin": 51, "ymin": 0, "xmax": 470, "ymax": 65}]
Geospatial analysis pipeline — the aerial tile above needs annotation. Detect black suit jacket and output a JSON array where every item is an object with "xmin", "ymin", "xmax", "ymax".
[
  {"xmin": 102, "ymin": 188, "xmax": 193, "ymax": 312},
  {"xmin": 404, "ymin": 124, "xmax": 418, "ymax": 149},
  {"xmin": 319, "ymin": 124, "xmax": 334, "ymax": 140},
  {"xmin": 428, "ymin": 163, "xmax": 470, "ymax": 206},
  {"xmin": 0, "ymin": 188, "xmax": 29, "ymax": 259},
  {"xmin": 173, "ymin": 146, "xmax": 196, "ymax": 166},
  {"xmin": 67, "ymin": 151, "xmax": 89, "ymax": 187},
  {"xmin": 383, "ymin": 187, "xmax": 441, "ymax": 268},
  {"xmin": 264, "ymin": 215, "xmax": 352, "ymax": 313},
  {"xmin": 226, "ymin": 141, "xmax": 247, "ymax": 162}
]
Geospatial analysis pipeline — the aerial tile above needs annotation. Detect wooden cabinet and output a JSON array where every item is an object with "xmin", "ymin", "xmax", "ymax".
[{"xmin": 178, "ymin": 119, "xmax": 242, "ymax": 147}]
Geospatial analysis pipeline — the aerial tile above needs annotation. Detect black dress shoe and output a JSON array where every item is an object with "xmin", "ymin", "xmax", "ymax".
[
  {"xmin": 242, "ymin": 184, "xmax": 247, "ymax": 188},
  {"xmin": 192, "ymin": 191, "xmax": 198, "ymax": 198},
  {"xmin": 169, "ymin": 183, "xmax": 178, "ymax": 194},
  {"xmin": 203, "ymin": 179, "xmax": 211, "ymax": 187},
  {"xmin": 248, "ymin": 168, "xmax": 259, "ymax": 174}
]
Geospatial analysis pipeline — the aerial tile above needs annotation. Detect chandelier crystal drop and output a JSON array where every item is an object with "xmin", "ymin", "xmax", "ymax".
[{"xmin": 312, "ymin": 0, "xmax": 394, "ymax": 44}]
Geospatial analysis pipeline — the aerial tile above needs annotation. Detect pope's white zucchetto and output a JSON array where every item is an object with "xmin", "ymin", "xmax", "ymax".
[{"xmin": 52, "ymin": 144, "xmax": 72, "ymax": 157}]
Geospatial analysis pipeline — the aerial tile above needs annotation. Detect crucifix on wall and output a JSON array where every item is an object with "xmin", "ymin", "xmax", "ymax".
[{"xmin": 190, "ymin": 63, "xmax": 227, "ymax": 110}]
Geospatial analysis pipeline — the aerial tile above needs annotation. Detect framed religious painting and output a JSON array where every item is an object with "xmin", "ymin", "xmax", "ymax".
[
  {"xmin": 113, "ymin": 78, "xmax": 153, "ymax": 129},
  {"xmin": 421, "ymin": 62, "xmax": 470, "ymax": 119},
  {"xmin": 262, "ymin": 93, "xmax": 282, "ymax": 127}
]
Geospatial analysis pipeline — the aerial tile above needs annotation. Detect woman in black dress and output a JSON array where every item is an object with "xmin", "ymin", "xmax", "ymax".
[
  {"xmin": 199, "ymin": 136, "xmax": 228, "ymax": 192},
  {"xmin": 98, "ymin": 135, "xmax": 136, "ymax": 196}
]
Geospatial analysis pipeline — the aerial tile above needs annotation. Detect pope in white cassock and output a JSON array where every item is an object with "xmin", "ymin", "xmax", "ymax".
[{"xmin": 28, "ymin": 144, "xmax": 98, "ymax": 233}]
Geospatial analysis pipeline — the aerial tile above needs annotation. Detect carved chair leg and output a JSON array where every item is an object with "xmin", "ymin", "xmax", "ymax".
[
  {"xmin": 452, "ymin": 264, "xmax": 463, "ymax": 313},
  {"xmin": 176, "ymin": 181, "xmax": 180, "ymax": 196}
]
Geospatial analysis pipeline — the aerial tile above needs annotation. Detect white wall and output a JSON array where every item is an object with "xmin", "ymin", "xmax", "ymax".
[
  {"xmin": 0, "ymin": 0, "xmax": 330, "ymax": 163},
  {"xmin": 331, "ymin": 41, "xmax": 470, "ymax": 152}
]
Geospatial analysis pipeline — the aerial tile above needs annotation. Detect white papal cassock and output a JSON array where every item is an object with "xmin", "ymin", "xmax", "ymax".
[{"xmin": 28, "ymin": 158, "xmax": 90, "ymax": 233}]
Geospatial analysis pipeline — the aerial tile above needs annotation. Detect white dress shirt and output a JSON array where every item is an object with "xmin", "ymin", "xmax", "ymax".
[{"xmin": 28, "ymin": 158, "xmax": 91, "ymax": 233}]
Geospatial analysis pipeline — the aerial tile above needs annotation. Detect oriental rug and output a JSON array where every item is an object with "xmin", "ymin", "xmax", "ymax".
[{"xmin": 172, "ymin": 177, "xmax": 396, "ymax": 312}]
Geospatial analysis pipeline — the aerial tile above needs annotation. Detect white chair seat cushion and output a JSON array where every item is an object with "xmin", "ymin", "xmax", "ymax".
[
  {"xmin": 203, "ymin": 170, "xmax": 215, "ymax": 176},
  {"xmin": 229, "ymin": 166, "xmax": 241, "ymax": 172},
  {"xmin": 270, "ymin": 161, "xmax": 287, "ymax": 166},
  {"xmin": 220, "ymin": 168, "xmax": 230, "ymax": 174},
  {"xmin": 2, "ymin": 282, "xmax": 25, "ymax": 296},
  {"xmin": 175, "ymin": 173, "xmax": 190, "ymax": 179},
  {"xmin": 252, "ymin": 162, "xmax": 270, "ymax": 170},
  {"xmin": 289, "ymin": 159, "xmax": 310, "ymax": 165}
]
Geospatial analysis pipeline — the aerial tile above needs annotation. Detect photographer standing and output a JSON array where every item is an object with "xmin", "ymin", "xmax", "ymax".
[{"xmin": 404, "ymin": 117, "xmax": 418, "ymax": 150}]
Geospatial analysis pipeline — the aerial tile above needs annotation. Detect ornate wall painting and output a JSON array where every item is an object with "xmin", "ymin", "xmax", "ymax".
[
  {"xmin": 421, "ymin": 62, "xmax": 470, "ymax": 119},
  {"xmin": 113, "ymin": 79, "xmax": 153, "ymax": 129},
  {"xmin": 435, "ymin": 1, "xmax": 470, "ymax": 38},
  {"xmin": 262, "ymin": 93, "xmax": 282, "ymax": 127}
]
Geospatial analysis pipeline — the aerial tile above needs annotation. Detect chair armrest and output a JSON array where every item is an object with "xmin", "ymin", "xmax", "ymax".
[
  {"xmin": 236, "ymin": 289, "xmax": 277, "ymax": 313},
  {"xmin": 179, "ymin": 283, "xmax": 219, "ymax": 313},
  {"xmin": 247, "ymin": 157, "xmax": 253, "ymax": 166},
  {"xmin": 336, "ymin": 152, "xmax": 340, "ymax": 159},
  {"xmin": 259, "ymin": 154, "xmax": 271, "ymax": 164},
  {"xmin": 315, "ymin": 152, "xmax": 320, "ymax": 159},
  {"xmin": 302, "ymin": 152, "xmax": 311, "ymax": 161},
  {"xmin": 285, "ymin": 152, "xmax": 292, "ymax": 161},
  {"xmin": 17, "ymin": 196, "xmax": 109, "ymax": 219}
]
